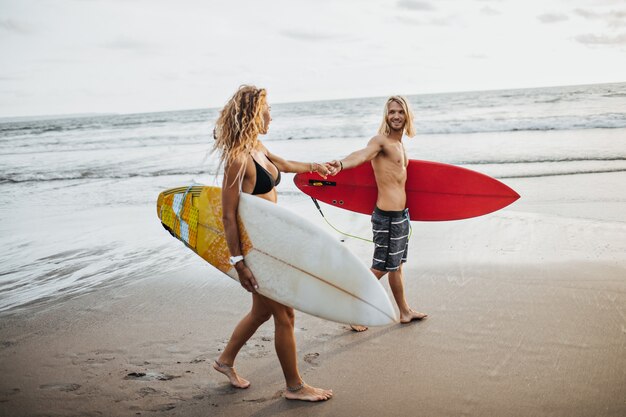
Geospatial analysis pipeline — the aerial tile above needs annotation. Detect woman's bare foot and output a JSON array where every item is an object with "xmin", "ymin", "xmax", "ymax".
[
  {"xmin": 213, "ymin": 360, "xmax": 250, "ymax": 389},
  {"xmin": 350, "ymin": 324, "xmax": 368, "ymax": 332},
  {"xmin": 284, "ymin": 382, "xmax": 333, "ymax": 402},
  {"xmin": 400, "ymin": 308, "xmax": 428, "ymax": 323}
]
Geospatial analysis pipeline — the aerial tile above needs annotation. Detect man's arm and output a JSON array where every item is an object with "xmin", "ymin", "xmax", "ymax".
[{"xmin": 327, "ymin": 135, "xmax": 383, "ymax": 175}]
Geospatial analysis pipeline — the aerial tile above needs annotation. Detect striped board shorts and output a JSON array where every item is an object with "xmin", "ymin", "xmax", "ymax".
[{"xmin": 371, "ymin": 207, "xmax": 410, "ymax": 271}]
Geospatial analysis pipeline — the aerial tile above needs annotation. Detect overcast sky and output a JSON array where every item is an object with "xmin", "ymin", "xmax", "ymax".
[{"xmin": 1, "ymin": 0, "xmax": 625, "ymax": 117}]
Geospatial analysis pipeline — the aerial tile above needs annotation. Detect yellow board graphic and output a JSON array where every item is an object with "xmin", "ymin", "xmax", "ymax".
[{"xmin": 157, "ymin": 186, "xmax": 252, "ymax": 274}]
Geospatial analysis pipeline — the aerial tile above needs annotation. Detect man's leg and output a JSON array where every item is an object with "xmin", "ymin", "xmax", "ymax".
[
  {"xmin": 388, "ymin": 265, "xmax": 427, "ymax": 323},
  {"xmin": 350, "ymin": 269, "xmax": 387, "ymax": 332},
  {"xmin": 353, "ymin": 208, "xmax": 392, "ymax": 332}
]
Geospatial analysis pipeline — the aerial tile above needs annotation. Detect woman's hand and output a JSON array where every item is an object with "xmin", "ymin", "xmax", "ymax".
[
  {"xmin": 235, "ymin": 262, "xmax": 258, "ymax": 293},
  {"xmin": 311, "ymin": 162, "xmax": 330, "ymax": 179}
]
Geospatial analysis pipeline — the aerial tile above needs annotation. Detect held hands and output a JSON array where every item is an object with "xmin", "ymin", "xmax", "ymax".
[
  {"xmin": 310, "ymin": 162, "xmax": 331, "ymax": 179},
  {"xmin": 326, "ymin": 160, "xmax": 343, "ymax": 176},
  {"xmin": 235, "ymin": 262, "xmax": 258, "ymax": 293}
]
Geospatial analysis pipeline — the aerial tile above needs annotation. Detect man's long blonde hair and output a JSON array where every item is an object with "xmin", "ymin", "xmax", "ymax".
[
  {"xmin": 213, "ymin": 85, "xmax": 267, "ymax": 186},
  {"xmin": 377, "ymin": 95, "xmax": 416, "ymax": 138}
]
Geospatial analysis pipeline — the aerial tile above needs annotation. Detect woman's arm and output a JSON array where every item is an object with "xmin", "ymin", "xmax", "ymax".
[
  {"xmin": 264, "ymin": 148, "xmax": 330, "ymax": 178},
  {"xmin": 221, "ymin": 157, "xmax": 258, "ymax": 293}
]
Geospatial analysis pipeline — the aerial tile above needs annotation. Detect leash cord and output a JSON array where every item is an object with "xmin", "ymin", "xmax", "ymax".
[{"xmin": 309, "ymin": 197, "xmax": 412, "ymax": 243}]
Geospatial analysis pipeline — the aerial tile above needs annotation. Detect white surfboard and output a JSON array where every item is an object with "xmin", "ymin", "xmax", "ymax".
[{"xmin": 157, "ymin": 186, "xmax": 398, "ymax": 326}]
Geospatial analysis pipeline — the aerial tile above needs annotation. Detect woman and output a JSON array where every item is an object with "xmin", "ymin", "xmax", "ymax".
[{"xmin": 211, "ymin": 85, "xmax": 333, "ymax": 402}]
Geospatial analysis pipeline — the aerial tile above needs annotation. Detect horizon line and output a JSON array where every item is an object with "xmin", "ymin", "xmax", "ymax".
[{"xmin": 1, "ymin": 80, "xmax": 624, "ymax": 122}]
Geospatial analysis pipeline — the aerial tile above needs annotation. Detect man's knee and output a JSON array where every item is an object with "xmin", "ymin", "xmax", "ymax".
[
  {"xmin": 388, "ymin": 267, "xmax": 402, "ymax": 275},
  {"xmin": 370, "ymin": 268, "xmax": 387, "ymax": 279}
]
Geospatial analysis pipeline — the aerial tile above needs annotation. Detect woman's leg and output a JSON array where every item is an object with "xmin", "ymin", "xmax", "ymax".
[
  {"xmin": 262, "ymin": 297, "xmax": 333, "ymax": 401},
  {"xmin": 214, "ymin": 293, "xmax": 271, "ymax": 388}
]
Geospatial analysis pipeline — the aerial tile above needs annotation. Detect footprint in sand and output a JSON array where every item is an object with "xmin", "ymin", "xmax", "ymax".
[
  {"xmin": 242, "ymin": 391, "xmax": 283, "ymax": 403},
  {"xmin": 39, "ymin": 383, "xmax": 81, "ymax": 392},
  {"xmin": 149, "ymin": 403, "xmax": 176, "ymax": 412},
  {"xmin": 249, "ymin": 350, "xmax": 269, "ymax": 359},
  {"xmin": 124, "ymin": 372, "xmax": 178, "ymax": 381},
  {"xmin": 1, "ymin": 341, "xmax": 16, "ymax": 349},
  {"xmin": 138, "ymin": 387, "xmax": 162, "ymax": 397},
  {"xmin": 85, "ymin": 356, "xmax": 116, "ymax": 365},
  {"xmin": 303, "ymin": 352, "xmax": 320, "ymax": 366},
  {"xmin": 0, "ymin": 388, "xmax": 21, "ymax": 403},
  {"xmin": 315, "ymin": 333, "xmax": 334, "ymax": 342}
]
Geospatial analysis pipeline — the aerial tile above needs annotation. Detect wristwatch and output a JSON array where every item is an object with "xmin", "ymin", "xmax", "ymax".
[{"xmin": 229, "ymin": 255, "xmax": 244, "ymax": 266}]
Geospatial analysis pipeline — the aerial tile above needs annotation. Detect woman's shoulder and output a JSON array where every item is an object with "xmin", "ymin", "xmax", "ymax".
[
  {"xmin": 225, "ymin": 152, "xmax": 251, "ymax": 171},
  {"xmin": 255, "ymin": 141, "xmax": 269, "ymax": 154}
]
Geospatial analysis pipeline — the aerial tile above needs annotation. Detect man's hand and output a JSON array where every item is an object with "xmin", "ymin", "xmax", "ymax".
[
  {"xmin": 326, "ymin": 160, "xmax": 342, "ymax": 176},
  {"xmin": 235, "ymin": 263, "xmax": 258, "ymax": 293}
]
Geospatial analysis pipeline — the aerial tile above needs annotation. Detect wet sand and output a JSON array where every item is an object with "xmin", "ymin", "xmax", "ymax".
[{"xmin": 1, "ymin": 172, "xmax": 625, "ymax": 417}]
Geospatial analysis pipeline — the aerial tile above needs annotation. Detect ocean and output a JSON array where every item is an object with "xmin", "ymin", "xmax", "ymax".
[{"xmin": 1, "ymin": 82, "xmax": 625, "ymax": 312}]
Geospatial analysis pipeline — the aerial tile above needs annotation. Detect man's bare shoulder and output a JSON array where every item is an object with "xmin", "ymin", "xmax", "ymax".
[{"xmin": 368, "ymin": 134, "xmax": 387, "ymax": 146}]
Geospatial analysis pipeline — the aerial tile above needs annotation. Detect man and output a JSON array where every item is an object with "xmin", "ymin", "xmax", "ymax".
[{"xmin": 327, "ymin": 96, "xmax": 427, "ymax": 331}]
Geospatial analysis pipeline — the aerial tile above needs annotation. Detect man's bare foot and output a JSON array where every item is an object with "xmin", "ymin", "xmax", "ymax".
[
  {"xmin": 350, "ymin": 324, "xmax": 368, "ymax": 332},
  {"xmin": 284, "ymin": 383, "xmax": 333, "ymax": 402},
  {"xmin": 400, "ymin": 309, "xmax": 428, "ymax": 323},
  {"xmin": 213, "ymin": 360, "xmax": 250, "ymax": 389}
]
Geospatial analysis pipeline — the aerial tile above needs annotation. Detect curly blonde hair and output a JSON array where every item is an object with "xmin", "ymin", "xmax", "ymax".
[
  {"xmin": 377, "ymin": 95, "xmax": 416, "ymax": 138},
  {"xmin": 213, "ymin": 85, "xmax": 267, "ymax": 185}
]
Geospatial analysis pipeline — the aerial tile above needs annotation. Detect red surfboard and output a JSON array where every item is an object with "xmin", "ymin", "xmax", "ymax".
[{"xmin": 294, "ymin": 160, "xmax": 520, "ymax": 221}]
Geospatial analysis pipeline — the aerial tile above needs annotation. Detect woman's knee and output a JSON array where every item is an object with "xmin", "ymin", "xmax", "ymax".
[
  {"xmin": 250, "ymin": 310, "xmax": 272, "ymax": 325},
  {"xmin": 250, "ymin": 295, "xmax": 272, "ymax": 324},
  {"xmin": 273, "ymin": 307, "xmax": 295, "ymax": 327}
]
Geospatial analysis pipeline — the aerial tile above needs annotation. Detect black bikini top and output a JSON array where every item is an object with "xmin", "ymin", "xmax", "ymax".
[{"xmin": 251, "ymin": 156, "xmax": 281, "ymax": 195}]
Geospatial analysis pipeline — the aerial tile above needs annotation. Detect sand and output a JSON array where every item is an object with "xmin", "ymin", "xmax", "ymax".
[{"xmin": 1, "ymin": 172, "xmax": 625, "ymax": 417}]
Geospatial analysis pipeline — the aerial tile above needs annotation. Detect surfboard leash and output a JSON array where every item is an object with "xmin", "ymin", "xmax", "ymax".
[
  {"xmin": 309, "ymin": 197, "xmax": 374, "ymax": 243},
  {"xmin": 309, "ymin": 197, "xmax": 413, "ymax": 243}
]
